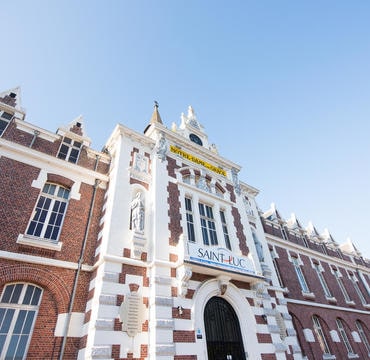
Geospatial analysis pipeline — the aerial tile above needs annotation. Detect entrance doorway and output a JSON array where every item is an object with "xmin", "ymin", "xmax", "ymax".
[{"xmin": 204, "ymin": 296, "xmax": 246, "ymax": 360}]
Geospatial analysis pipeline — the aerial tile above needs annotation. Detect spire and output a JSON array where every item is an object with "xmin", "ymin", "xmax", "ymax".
[
  {"xmin": 144, "ymin": 101, "xmax": 163, "ymax": 134},
  {"xmin": 149, "ymin": 101, "xmax": 163, "ymax": 125}
]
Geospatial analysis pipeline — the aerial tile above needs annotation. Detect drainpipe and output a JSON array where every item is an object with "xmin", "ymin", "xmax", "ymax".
[
  {"xmin": 59, "ymin": 156, "xmax": 101, "ymax": 359},
  {"xmin": 29, "ymin": 130, "xmax": 40, "ymax": 148}
]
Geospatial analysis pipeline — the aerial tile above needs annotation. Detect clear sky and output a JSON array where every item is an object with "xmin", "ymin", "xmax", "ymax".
[{"xmin": 2, "ymin": 1, "xmax": 370, "ymax": 259}]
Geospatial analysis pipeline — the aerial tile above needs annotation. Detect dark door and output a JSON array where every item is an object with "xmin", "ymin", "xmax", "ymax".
[{"xmin": 204, "ymin": 297, "xmax": 246, "ymax": 360}]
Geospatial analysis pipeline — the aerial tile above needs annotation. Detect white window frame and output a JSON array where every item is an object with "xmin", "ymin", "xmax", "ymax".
[
  {"xmin": 291, "ymin": 256, "xmax": 310, "ymax": 293},
  {"xmin": 57, "ymin": 136, "xmax": 82, "ymax": 163},
  {"xmin": 355, "ymin": 320, "xmax": 370, "ymax": 354},
  {"xmin": 198, "ymin": 202, "xmax": 218, "ymax": 246},
  {"xmin": 25, "ymin": 183, "xmax": 70, "ymax": 242},
  {"xmin": 0, "ymin": 110, "xmax": 13, "ymax": 136},
  {"xmin": 312, "ymin": 315, "xmax": 332, "ymax": 356},
  {"xmin": 336, "ymin": 318, "xmax": 355, "ymax": 355},
  {"xmin": 349, "ymin": 273, "xmax": 367, "ymax": 305},
  {"xmin": 220, "ymin": 209, "xmax": 231, "ymax": 250},
  {"xmin": 333, "ymin": 269, "xmax": 352, "ymax": 303},
  {"xmin": 314, "ymin": 263, "xmax": 332, "ymax": 298},
  {"xmin": 270, "ymin": 247, "xmax": 284, "ymax": 287},
  {"xmin": 0, "ymin": 283, "xmax": 43, "ymax": 360},
  {"xmin": 183, "ymin": 195, "xmax": 232, "ymax": 249}
]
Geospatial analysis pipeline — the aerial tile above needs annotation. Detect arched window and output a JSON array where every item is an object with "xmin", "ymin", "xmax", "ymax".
[
  {"xmin": 0, "ymin": 283, "xmax": 43, "ymax": 360},
  {"xmin": 312, "ymin": 315, "xmax": 332, "ymax": 356},
  {"xmin": 336, "ymin": 318, "xmax": 355, "ymax": 355},
  {"xmin": 356, "ymin": 320, "xmax": 370, "ymax": 354},
  {"xmin": 26, "ymin": 182, "xmax": 70, "ymax": 241}
]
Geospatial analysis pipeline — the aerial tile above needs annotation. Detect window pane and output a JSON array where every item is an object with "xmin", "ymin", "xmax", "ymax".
[
  {"xmin": 1, "ymin": 285, "xmax": 14, "ymax": 303},
  {"xmin": 31, "ymin": 288, "xmax": 42, "ymax": 306},
  {"xmin": 10, "ymin": 285, "xmax": 23, "ymax": 304},
  {"xmin": 5, "ymin": 334, "xmax": 19, "ymax": 358},
  {"xmin": 69, "ymin": 148, "xmax": 79, "ymax": 163},
  {"xmin": 0, "ymin": 309, "xmax": 15, "ymax": 333},
  {"xmin": 13, "ymin": 311, "xmax": 26, "ymax": 333},
  {"xmin": 22, "ymin": 286, "xmax": 34, "ymax": 305},
  {"xmin": 15, "ymin": 335, "xmax": 28, "ymax": 359},
  {"xmin": 1, "ymin": 112, "xmax": 13, "ymax": 120},
  {"xmin": 0, "ymin": 119, "xmax": 9, "ymax": 135},
  {"xmin": 23, "ymin": 312, "xmax": 35, "ymax": 334},
  {"xmin": 57, "ymin": 144, "xmax": 69, "ymax": 160}
]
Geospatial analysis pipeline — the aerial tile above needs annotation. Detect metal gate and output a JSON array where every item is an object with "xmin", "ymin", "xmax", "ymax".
[{"xmin": 204, "ymin": 297, "xmax": 246, "ymax": 360}]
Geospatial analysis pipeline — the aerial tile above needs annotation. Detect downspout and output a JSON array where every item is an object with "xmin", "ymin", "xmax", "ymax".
[{"xmin": 59, "ymin": 156, "xmax": 101, "ymax": 360}]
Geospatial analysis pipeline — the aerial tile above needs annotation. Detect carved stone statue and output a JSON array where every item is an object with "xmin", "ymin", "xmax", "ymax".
[
  {"xmin": 156, "ymin": 132, "xmax": 167, "ymax": 161},
  {"xmin": 253, "ymin": 232, "xmax": 264, "ymax": 262},
  {"xmin": 130, "ymin": 192, "xmax": 145, "ymax": 233}
]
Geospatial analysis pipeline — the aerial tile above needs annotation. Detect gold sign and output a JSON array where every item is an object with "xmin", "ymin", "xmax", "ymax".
[{"xmin": 170, "ymin": 145, "xmax": 226, "ymax": 176}]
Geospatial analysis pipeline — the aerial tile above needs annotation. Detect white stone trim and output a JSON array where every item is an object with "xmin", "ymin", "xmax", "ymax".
[{"xmin": 17, "ymin": 233, "xmax": 62, "ymax": 251}]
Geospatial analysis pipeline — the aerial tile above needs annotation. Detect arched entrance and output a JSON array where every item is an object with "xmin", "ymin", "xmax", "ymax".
[{"xmin": 204, "ymin": 296, "xmax": 246, "ymax": 360}]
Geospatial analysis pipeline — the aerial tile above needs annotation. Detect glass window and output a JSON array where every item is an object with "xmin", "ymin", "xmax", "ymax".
[
  {"xmin": 314, "ymin": 264, "xmax": 332, "ymax": 298},
  {"xmin": 26, "ymin": 183, "xmax": 70, "ymax": 241},
  {"xmin": 356, "ymin": 320, "xmax": 370, "ymax": 354},
  {"xmin": 312, "ymin": 315, "xmax": 331, "ymax": 355},
  {"xmin": 0, "ymin": 283, "xmax": 42, "ymax": 360},
  {"xmin": 333, "ymin": 269, "xmax": 351, "ymax": 302},
  {"xmin": 0, "ymin": 111, "xmax": 13, "ymax": 136},
  {"xmin": 57, "ymin": 137, "xmax": 82, "ymax": 163},
  {"xmin": 270, "ymin": 248, "xmax": 284, "ymax": 287},
  {"xmin": 220, "ymin": 210, "xmax": 231, "ymax": 250},
  {"xmin": 292, "ymin": 257, "xmax": 310, "ymax": 293},
  {"xmin": 349, "ymin": 274, "xmax": 366, "ymax": 305},
  {"xmin": 336, "ymin": 318, "xmax": 354, "ymax": 354},
  {"xmin": 185, "ymin": 197, "xmax": 195, "ymax": 242},
  {"xmin": 199, "ymin": 203, "xmax": 218, "ymax": 246}
]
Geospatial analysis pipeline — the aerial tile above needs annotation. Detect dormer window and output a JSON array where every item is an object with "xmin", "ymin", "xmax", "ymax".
[
  {"xmin": 0, "ymin": 110, "xmax": 13, "ymax": 136},
  {"xmin": 58, "ymin": 136, "xmax": 82, "ymax": 163}
]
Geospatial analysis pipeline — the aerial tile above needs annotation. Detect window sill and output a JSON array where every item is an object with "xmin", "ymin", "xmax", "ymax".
[
  {"xmin": 363, "ymin": 303, "xmax": 370, "ymax": 310},
  {"xmin": 326, "ymin": 296, "xmax": 337, "ymax": 304},
  {"xmin": 348, "ymin": 353, "xmax": 359, "ymax": 359},
  {"xmin": 17, "ymin": 234, "xmax": 62, "ymax": 251},
  {"xmin": 322, "ymin": 354, "xmax": 336, "ymax": 360},
  {"xmin": 302, "ymin": 291, "xmax": 315, "ymax": 300},
  {"xmin": 345, "ymin": 300, "xmax": 356, "ymax": 307}
]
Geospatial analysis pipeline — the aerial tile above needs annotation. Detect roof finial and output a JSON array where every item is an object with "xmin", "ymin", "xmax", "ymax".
[{"xmin": 154, "ymin": 100, "xmax": 159, "ymax": 109}]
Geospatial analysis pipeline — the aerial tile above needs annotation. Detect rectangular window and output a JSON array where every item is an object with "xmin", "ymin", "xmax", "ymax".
[
  {"xmin": 199, "ymin": 203, "xmax": 217, "ymax": 246},
  {"xmin": 220, "ymin": 210, "xmax": 231, "ymax": 250},
  {"xmin": 0, "ymin": 111, "xmax": 13, "ymax": 136},
  {"xmin": 349, "ymin": 274, "xmax": 366, "ymax": 305},
  {"xmin": 312, "ymin": 315, "xmax": 331, "ymax": 355},
  {"xmin": 292, "ymin": 257, "xmax": 310, "ymax": 293},
  {"xmin": 333, "ymin": 269, "xmax": 351, "ymax": 302},
  {"xmin": 336, "ymin": 319, "xmax": 354, "ymax": 354},
  {"xmin": 0, "ymin": 284, "xmax": 42, "ymax": 360},
  {"xmin": 270, "ymin": 249, "xmax": 284, "ymax": 287},
  {"xmin": 185, "ymin": 197, "xmax": 195, "ymax": 242},
  {"xmin": 57, "ymin": 137, "xmax": 82, "ymax": 163},
  {"xmin": 314, "ymin": 264, "xmax": 332, "ymax": 298},
  {"xmin": 26, "ymin": 183, "xmax": 70, "ymax": 241}
]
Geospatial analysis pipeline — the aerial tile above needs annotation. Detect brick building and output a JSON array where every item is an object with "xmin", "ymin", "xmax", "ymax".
[{"xmin": 0, "ymin": 87, "xmax": 369, "ymax": 360}]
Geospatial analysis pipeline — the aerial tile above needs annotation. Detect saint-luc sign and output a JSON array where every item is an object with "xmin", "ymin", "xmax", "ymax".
[{"xmin": 187, "ymin": 242, "xmax": 256, "ymax": 275}]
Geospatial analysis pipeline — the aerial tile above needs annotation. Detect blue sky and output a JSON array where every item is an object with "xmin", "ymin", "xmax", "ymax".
[{"xmin": 2, "ymin": 1, "xmax": 370, "ymax": 258}]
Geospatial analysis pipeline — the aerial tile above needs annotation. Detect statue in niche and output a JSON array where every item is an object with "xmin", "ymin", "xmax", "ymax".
[
  {"xmin": 253, "ymin": 232, "xmax": 265, "ymax": 262},
  {"xmin": 231, "ymin": 167, "xmax": 241, "ymax": 196},
  {"xmin": 130, "ymin": 192, "xmax": 145, "ymax": 233},
  {"xmin": 156, "ymin": 132, "xmax": 167, "ymax": 161}
]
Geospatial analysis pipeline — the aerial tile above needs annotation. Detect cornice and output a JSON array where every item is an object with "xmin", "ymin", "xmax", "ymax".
[{"xmin": 0, "ymin": 138, "xmax": 109, "ymax": 187}]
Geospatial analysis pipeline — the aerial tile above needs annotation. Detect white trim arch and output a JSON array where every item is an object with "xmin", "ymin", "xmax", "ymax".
[{"xmin": 192, "ymin": 278, "xmax": 259, "ymax": 360}]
